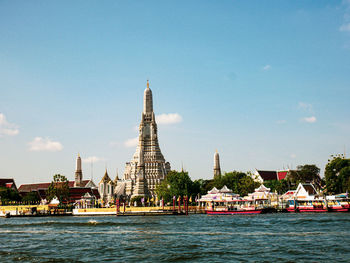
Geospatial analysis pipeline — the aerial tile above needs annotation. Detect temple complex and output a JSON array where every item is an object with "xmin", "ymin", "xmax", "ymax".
[{"xmin": 121, "ymin": 81, "xmax": 171, "ymax": 198}]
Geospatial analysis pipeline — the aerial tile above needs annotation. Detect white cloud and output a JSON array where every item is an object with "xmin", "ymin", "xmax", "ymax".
[
  {"xmin": 28, "ymin": 137, "xmax": 63, "ymax": 152},
  {"xmin": 277, "ymin": 120, "xmax": 287, "ymax": 124},
  {"xmin": 124, "ymin": 137, "xmax": 138, "ymax": 148},
  {"xmin": 301, "ymin": 116, "xmax": 317, "ymax": 123},
  {"xmin": 340, "ymin": 23, "xmax": 350, "ymax": 32},
  {"xmin": 298, "ymin": 102, "xmax": 313, "ymax": 112},
  {"xmin": 0, "ymin": 113, "xmax": 19, "ymax": 137},
  {"xmin": 262, "ymin": 65, "xmax": 271, "ymax": 71},
  {"xmin": 156, "ymin": 113, "xmax": 183, "ymax": 125},
  {"xmin": 82, "ymin": 156, "xmax": 105, "ymax": 163}
]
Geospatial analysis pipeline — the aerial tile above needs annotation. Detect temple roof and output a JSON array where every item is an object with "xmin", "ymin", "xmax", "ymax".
[
  {"xmin": 100, "ymin": 169, "xmax": 112, "ymax": 183},
  {"xmin": 256, "ymin": 170, "xmax": 278, "ymax": 181},
  {"xmin": 18, "ymin": 180, "xmax": 92, "ymax": 192},
  {"xmin": 0, "ymin": 178, "xmax": 17, "ymax": 190}
]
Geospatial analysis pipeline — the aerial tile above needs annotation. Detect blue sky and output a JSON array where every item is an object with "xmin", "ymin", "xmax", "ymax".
[{"xmin": 1, "ymin": 0, "xmax": 350, "ymax": 185}]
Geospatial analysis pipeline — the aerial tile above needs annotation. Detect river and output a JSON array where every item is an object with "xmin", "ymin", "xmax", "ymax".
[{"xmin": 1, "ymin": 213, "xmax": 350, "ymax": 262}]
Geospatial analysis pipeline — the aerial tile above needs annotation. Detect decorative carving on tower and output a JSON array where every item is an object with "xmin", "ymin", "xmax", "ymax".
[
  {"xmin": 213, "ymin": 150, "xmax": 221, "ymax": 179},
  {"xmin": 123, "ymin": 80, "xmax": 170, "ymax": 197}
]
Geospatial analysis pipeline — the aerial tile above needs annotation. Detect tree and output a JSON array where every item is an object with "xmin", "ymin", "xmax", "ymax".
[
  {"xmin": 287, "ymin": 164, "xmax": 321, "ymax": 188},
  {"xmin": 22, "ymin": 191, "xmax": 40, "ymax": 203},
  {"xmin": 0, "ymin": 187, "xmax": 21, "ymax": 202},
  {"xmin": 155, "ymin": 170, "xmax": 196, "ymax": 203},
  {"xmin": 325, "ymin": 155, "xmax": 350, "ymax": 194},
  {"xmin": 46, "ymin": 174, "xmax": 70, "ymax": 203},
  {"xmin": 212, "ymin": 171, "xmax": 260, "ymax": 197},
  {"xmin": 263, "ymin": 179, "xmax": 291, "ymax": 194},
  {"xmin": 193, "ymin": 179, "xmax": 214, "ymax": 195}
]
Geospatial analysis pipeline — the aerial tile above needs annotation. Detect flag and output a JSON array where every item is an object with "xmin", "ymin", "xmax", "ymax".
[
  {"xmin": 189, "ymin": 196, "xmax": 192, "ymax": 202},
  {"xmin": 151, "ymin": 196, "xmax": 154, "ymax": 202},
  {"xmin": 177, "ymin": 196, "xmax": 181, "ymax": 202},
  {"xmin": 173, "ymin": 196, "xmax": 176, "ymax": 200}
]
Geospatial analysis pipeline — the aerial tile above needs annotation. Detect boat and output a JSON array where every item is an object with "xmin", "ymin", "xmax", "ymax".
[
  {"xmin": 327, "ymin": 198, "xmax": 350, "ymax": 212},
  {"xmin": 286, "ymin": 199, "xmax": 327, "ymax": 213},
  {"xmin": 205, "ymin": 199, "xmax": 271, "ymax": 215}
]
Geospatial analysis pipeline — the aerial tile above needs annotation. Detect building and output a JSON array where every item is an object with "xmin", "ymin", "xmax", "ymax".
[
  {"xmin": 198, "ymin": 186, "xmax": 240, "ymax": 207},
  {"xmin": 293, "ymin": 183, "xmax": 319, "ymax": 200},
  {"xmin": 0, "ymin": 178, "xmax": 18, "ymax": 191},
  {"xmin": 252, "ymin": 170, "xmax": 289, "ymax": 183},
  {"xmin": 18, "ymin": 155, "xmax": 98, "ymax": 203},
  {"xmin": 213, "ymin": 150, "xmax": 221, "ymax": 178},
  {"xmin": 122, "ymin": 81, "xmax": 171, "ymax": 198},
  {"xmin": 98, "ymin": 169, "xmax": 114, "ymax": 204}
]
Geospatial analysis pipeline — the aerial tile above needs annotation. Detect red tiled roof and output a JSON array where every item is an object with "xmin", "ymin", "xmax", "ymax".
[
  {"xmin": 277, "ymin": 171, "xmax": 288, "ymax": 180},
  {"xmin": 68, "ymin": 188, "xmax": 100, "ymax": 202},
  {"xmin": 19, "ymin": 180, "xmax": 92, "ymax": 192},
  {"xmin": 18, "ymin": 183, "xmax": 51, "ymax": 192}
]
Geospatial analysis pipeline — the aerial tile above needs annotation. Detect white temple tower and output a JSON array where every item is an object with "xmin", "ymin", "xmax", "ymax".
[
  {"xmin": 123, "ymin": 81, "xmax": 171, "ymax": 197},
  {"xmin": 213, "ymin": 150, "xmax": 221, "ymax": 178},
  {"xmin": 74, "ymin": 154, "xmax": 83, "ymax": 187}
]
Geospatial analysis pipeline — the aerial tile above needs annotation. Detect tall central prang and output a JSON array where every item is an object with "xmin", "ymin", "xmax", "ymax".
[{"xmin": 124, "ymin": 81, "xmax": 171, "ymax": 198}]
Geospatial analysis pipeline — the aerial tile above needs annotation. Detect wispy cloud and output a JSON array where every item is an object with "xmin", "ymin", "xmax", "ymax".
[
  {"xmin": 124, "ymin": 137, "xmax": 138, "ymax": 148},
  {"xmin": 301, "ymin": 116, "xmax": 317, "ymax": 123},
  {"xmin": 0, "ymin": 113, "xmax": 19, "ymax": 137},
  {"xmin": 298, "ymin": 102, "xmax": 313, "ymax": 112},
  {"xmin": 156, "ymin": 113, "xmax": 183, "ymax": 125},
  {"xmin": 339, "ymin": 1, "xmax": 350, "ymax": 33},
  {"xmin": 82, "ymin": 156, "xmax": 105, "ymax": 163},
  {"xmin": 340, "ymin": 23, "xmax": 350, "ymax": 32},
  {"xmin": 262, "ymin": 65, "xmax": 271, "ymax": 71},
  {"xmin": 28, "ymin": 137, "xmax": 63, "ymax": 152},
  {"xmin": 277, "ymin": 120, "xmax": 287, "ymax": 124}
]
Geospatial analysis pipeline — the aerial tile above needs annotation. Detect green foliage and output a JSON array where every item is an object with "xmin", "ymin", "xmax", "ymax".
[
  {"xmin": 155, "ymin": 170, "xmax": 197, "ymax": 202},
  {"xmin": 192, "ymin": 179, "xmax": 213, "ymax": 195},
  {"xmin": 0, "ymin": 187, "xmax": 21, "ymax": 202},
  {"xmin": 263, "ymin": 179, "xmax": 291, "ymax": 194},
  {"xmin": 288, "ymin": 164, "xmax": 321, "ymax": 187},
  {"xmin": 22, "ymin": 191, "xmax": 40, "ymax": 203},
  {"xmin": 46, "ymin": 174, "xmax": 70, "ymax": 203},
  {"xmin": 325, "ymin": 154, "xmax": 350, "ymax": 194},
  {"xmin": 212, "ymin": 171, "xmax": 260, "ymax": 197}
]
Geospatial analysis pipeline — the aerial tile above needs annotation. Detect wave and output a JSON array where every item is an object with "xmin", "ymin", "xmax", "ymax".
[{"xmin": 0, "ymin": 220, "xmax": 160, "ymax": 228}]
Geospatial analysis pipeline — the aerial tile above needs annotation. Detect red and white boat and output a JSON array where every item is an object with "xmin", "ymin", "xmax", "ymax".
[
  {"xmin": 327, "ymin": 198, "xmax": 350, "ymax": 212},
  {"xmin": 287, "ymin": 199, "xmax": 327, "ymax": 213},
  {"xmin": 205, "ymin": 199, "xmax": 270, "ymax": 215}
]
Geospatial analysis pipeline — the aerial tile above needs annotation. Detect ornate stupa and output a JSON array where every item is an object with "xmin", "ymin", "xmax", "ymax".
[{"xmin": 123, "ymin": 81, "xmax": 171, "ymax": 198}]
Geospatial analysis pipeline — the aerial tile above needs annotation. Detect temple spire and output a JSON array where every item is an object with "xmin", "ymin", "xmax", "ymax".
[
  {"xmin": 143, "ymin": 80, "xmax": 153, "ymax": 114},
  {"xmin": 213, "ymin": 150, "xmax": 221, "ymax": 179},
  {"xmin": 74, "ymin": 154, "xmax": 83, "ymax": 187}
]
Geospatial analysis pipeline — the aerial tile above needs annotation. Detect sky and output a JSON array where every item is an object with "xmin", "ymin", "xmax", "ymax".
[{"xmin": 1, "ymin": 0, "xmax": 350, "ymax": 186}]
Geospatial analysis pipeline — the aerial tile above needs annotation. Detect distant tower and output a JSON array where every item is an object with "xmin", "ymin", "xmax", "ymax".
[
  {"xmin": 74, "ymin": 154, "xmax": 83, "ymax": 187},
  {"xmin": 213, "ymin": 150, "xmax": 221, "ymax": 178}
]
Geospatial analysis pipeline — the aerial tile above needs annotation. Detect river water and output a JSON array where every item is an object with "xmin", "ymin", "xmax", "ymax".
[{"xmin": 0, "ymin": 213, "xmax": 350, "ymax": 262}]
